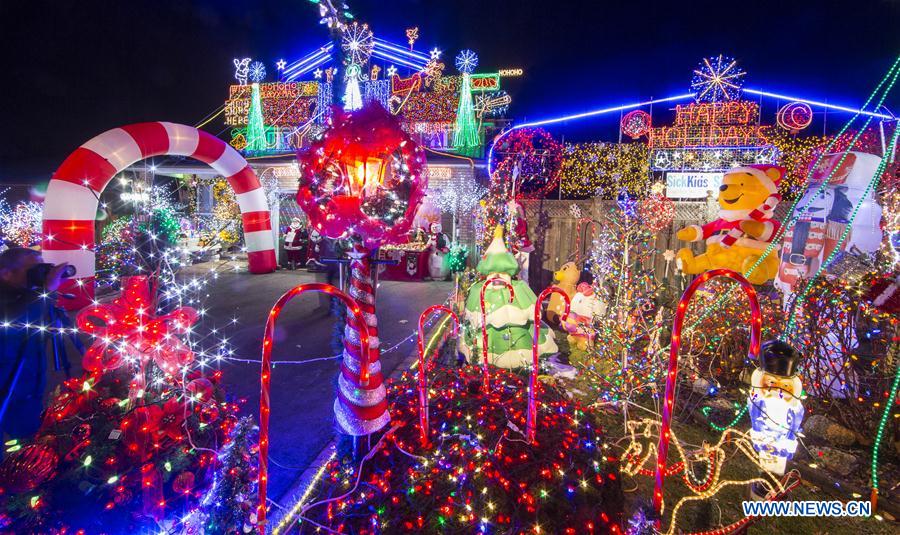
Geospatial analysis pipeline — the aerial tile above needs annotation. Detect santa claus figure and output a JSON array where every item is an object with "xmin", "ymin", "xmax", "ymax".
[
  {"xmin": 507, "ymin": 200, "xmax": 535, "ymax": 283},
  {"xmin": 747, "ymin": 340, "xmax": 804, "ymax": 498},
  {"xmin": 283, "ymin": 218, "xmax": 308, "ymax": 270},
  {"xmin": 306, "ymin": 228, "xmax": 326, "ymax": 270},
  {"xmin": 427, "ymin": 222, "xmax": 450, "ymax": 280}
]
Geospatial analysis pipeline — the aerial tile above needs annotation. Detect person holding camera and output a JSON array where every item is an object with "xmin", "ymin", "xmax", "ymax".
[{"xmin": 0, "ymin": 247, "xmax": 73, "ymax": 446}]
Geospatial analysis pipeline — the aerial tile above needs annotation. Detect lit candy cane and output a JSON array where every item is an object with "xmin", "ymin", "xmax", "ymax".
[
  {"xmin": 653, "ymin": 269, "xmax": 761, "ymax": 517},
  {"xmin": 416, "ymin": 305, "xmax": 459, "ymax": 445},
  {"xmin": 527, "ymin": 287, "xmax": 570, "ymax": 443},
  {"xmin": 480, "ymin": 277, "xmax": 515, "ymax": 390},
  {"xmin": 258, "ymin": 283, "xmax": 371, "ymax": 535}
]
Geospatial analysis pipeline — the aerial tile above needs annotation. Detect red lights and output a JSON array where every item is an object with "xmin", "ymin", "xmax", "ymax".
[
  {"xmin": 416, "ymin": 305, "xmax": 460, "ymax": 445},
  {"xmin": 652, "ymin": 269, "xmax": 761, "ymax": 518},
  {"xmin": 479, "ymin": 278, "xmax": 516, "ymax": 389},
  {"xmin": 527, "ymin": 287, "xmax": 571, "ymax": 443},
  {"xmin": 257, "ymin": 282, "xmax": 371, "ymax": 534}
]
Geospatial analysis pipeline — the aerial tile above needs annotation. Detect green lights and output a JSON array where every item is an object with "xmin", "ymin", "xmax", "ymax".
[
  {"xmin": 246, "ymin": 82, "xmax": 268, "ymax": 151},
  {"xmin": 453, "ymin": 73, "xmax": 480, "ymax": 153}
]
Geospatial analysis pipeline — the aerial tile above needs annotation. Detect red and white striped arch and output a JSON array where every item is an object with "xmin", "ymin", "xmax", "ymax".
[{"xmin": 42, "ymin": 122, "xmax": 277, "ymax": 309}]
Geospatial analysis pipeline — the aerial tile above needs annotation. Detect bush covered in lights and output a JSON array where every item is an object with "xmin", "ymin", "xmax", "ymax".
[{"xmin": 297, "ymin": 365, "xmax": 625, "ymax": 534}]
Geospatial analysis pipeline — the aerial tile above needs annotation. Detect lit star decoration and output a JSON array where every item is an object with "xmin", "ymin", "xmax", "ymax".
[
  {"xmin": 313, "ymin": 67, "xmax": 323, "ymax": 79},
  {"xmin": 386, "ymin": 65, "xmax": 397, "ymax": 77},
  {"xmin": 429, "ymin": 47, "xmax": 442, "ymax": 60},
  {"xmin": 454, "ymin": 49, "xmax": 479, "ymax": 74},
  {"xmin": 275, "ymin": 59, "xmax": 286, "ymax": 71},
  {"xmin": 691, "ymin": 54, "xmax": 745, "ymax": 102},
  {"xmin": 406, "ymin": 26, "xmax": 419, "ymax": 50},
  {"xmin": 248, "ymin": 61, "xmax": 267, "ymax": 83}
]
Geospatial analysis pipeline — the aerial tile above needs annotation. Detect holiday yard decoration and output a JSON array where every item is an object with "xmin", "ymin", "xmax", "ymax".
[
  {"xmin": 747, "ymin": 340, "xmax": 805, "ymax": 482},
  {"xmin": 296, "ymin": 103, "xmax": 428, "ymax": 437},
  {"xmin": 41, "ymin": 122, "xmax": 276, "ymax": 309},
  {"xmin": 776, "ymin": 151, "xmax": 885, "ymax": 293},
  {"xmin": 0, "ymin": 277, "xmax": 254, "ymax": 533},
  {"xmin": 676, "ymin": 164, "xmax": 784, "ymax": 285},
  {"xmin": 547, "ymin": 260, "xmax": 580, "ymax": 323},
  {"xmin": 460, "ymin": 226, "xmax": 558, "ymax": 369},
  {"xmin": 654, "ymin": 269, "xmax": 763, "ymax": 516},
  {"xmin": 297, "ymin": 365, "xmax": 626, "ymax": 534},
  {"xmin": 256, "ymin": 283, "xmax": 373, "ymax": 533}
]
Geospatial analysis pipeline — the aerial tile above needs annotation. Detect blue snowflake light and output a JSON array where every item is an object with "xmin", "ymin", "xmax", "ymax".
[
  {"xmin": 455, "ymin": 49, "xmax": 478, "ymax": 74},
  {"xmin": 691, "ymin": 54, "xmax": 745, "ymax": 102},
  {"xmin": 248, "ymin": 61, "xmax": 267, "ymax": 83}
]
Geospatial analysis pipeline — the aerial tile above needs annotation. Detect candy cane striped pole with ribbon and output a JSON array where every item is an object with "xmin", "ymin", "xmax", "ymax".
[
  {"xmin": 480, "ymin": 277, "xmax": 516, "ymax": 390},
  {"xmin": 417, "ymin": 305, "xmax": 459, "ymax": 445},
  {"xmin": 41, "ymin": 122, "xmax": 277, "ymax": 309},
  {"xmin": 336, "ymin": 244, "xmax": 390, "ymax": 436},
  {"xmin": 527, "ymin": 287, "xmax": 570, "ymax": 443},
  {"xmin": 653, "ymin": 269, "xmax": 761, "ymax": 518},
  {"xmin": 258, "ymin": 283, "xmax": 371, "ymax": 534}
]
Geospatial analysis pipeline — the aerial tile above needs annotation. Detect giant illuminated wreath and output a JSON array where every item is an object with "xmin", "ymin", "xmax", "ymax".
[
  {"xmin": 296, "ymin": 104, "xmax": 427, "ymax": 249},
  {"xmin": 490, "ymin": 127, "xmax": 563, "ymax": 199}
]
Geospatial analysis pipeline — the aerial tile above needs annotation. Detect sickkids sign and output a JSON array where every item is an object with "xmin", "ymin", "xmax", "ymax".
[{"xmin": 665, "ymin": 171, "xmax": 724, "ymax": 198}]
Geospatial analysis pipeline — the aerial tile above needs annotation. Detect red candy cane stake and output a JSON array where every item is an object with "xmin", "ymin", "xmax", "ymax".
[
  {"xmin": 257, "ymin": 283, "xmax": 371, "ymax": 535},
  {"xmin": 417, "ymin": 305, "xmax": 460, "ymax": 445},
  {"xmin": 480, "ymin": 277, "xmax": 516, "ymax": 390},
  {"xmin": 527, "ymin": 287, "xmax": 571, "ymax": 443},
  {"xmin": 653, "ymin": 269, "xmax": 761, "ymax": 518}
]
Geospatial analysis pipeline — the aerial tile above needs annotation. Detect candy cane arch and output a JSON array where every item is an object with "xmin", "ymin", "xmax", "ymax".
[
  {"xmin": 42, "ymin": 122, "xmax": 276, "ymax": 309},
  {"xmin": 527, "ymin": 287, "xmax": 571, "ymax": 443},
  {"xmin": 480, "ymin": 278, "xmax": 516, "ymax": 389},
  {"xmin": 417, "ymin": 305, "xmax": 459, "ymax": 445},
  {"xmin": 653, "ymin": 269, "xmax": 761, "ymax": 517},
  {"xmin": 258, "ymin": 283, "xmax": 371, "ymax": 535}
]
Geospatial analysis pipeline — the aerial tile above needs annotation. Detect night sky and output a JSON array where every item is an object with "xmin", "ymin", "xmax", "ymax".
[{"xmin": 1, "ymin": 0, "xmax": 898, "ymax": 180}]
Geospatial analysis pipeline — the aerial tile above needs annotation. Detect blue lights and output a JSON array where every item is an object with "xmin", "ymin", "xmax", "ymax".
[{"xmin": 743, "ymin": 88, "xmax": 893, "ymax": 119}]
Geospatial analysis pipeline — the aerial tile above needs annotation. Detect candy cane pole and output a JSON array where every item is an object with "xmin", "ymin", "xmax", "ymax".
[
  {"xmin": 417, "ymin": 305, "xmax": 459, "ymax": 445},
  {"xmin": 258, "ymin": 283, "xmax": 371, "ymax": 535},
  {"xmin": 480, "ymin": 278, "xmax": 515, "ymax": 390},
  {"xmin": 337, "ymin": 244, "xmax": 391, "ymax": 437},
  {"xmin": 653, "ymin": 269, "xmax": 761, "ymax": 518},
  {"xmin": 527, "ymin": 287, "xmax": 570, "ymax": 443}
]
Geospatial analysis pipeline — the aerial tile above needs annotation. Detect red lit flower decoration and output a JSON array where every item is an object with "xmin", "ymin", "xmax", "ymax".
[
  {"xmin": 296, "ymin": 104, "xmax": 428, "ymax": 249},
  {"xmin": 490, "ymin": 128, "xmax": 563, "ymax": 199},
  {"xmin": 76, "ymin": 276, "xmax": 198, "ymax": 375}
]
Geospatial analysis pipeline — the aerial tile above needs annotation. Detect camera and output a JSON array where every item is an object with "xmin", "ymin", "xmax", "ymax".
[{"xmin": 26, "ymin": 263, "xmax": 77, "ymax": 289}]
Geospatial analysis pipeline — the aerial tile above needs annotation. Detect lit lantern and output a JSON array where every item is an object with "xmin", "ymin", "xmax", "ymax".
[
  {"xmin": 296, "ymin": 104, "xmax": 427, "ymax": 439},
  {"xmin": 747, "ymin": 340, "xmax": 805, "ymax": 478},
  {"xmin": 346, "ymin": 156, "xmax": 386, "ymax": 197}
]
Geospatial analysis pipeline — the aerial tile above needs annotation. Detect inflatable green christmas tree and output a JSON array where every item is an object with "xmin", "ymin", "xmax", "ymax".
[{"xmin": 461, "ymin": 226, "xmax": 557, "ymax": 368}]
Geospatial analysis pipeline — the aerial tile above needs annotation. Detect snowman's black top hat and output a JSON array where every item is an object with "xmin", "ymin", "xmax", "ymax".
[{"xmin": 758, "ymin": 339, "xmax": 801, "ymax": 378}]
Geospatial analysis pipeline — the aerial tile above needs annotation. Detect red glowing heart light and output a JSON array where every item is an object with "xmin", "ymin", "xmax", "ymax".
[{"xmin": 296, "ymin": 104, "xmax": 427, "ymax": 249}]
